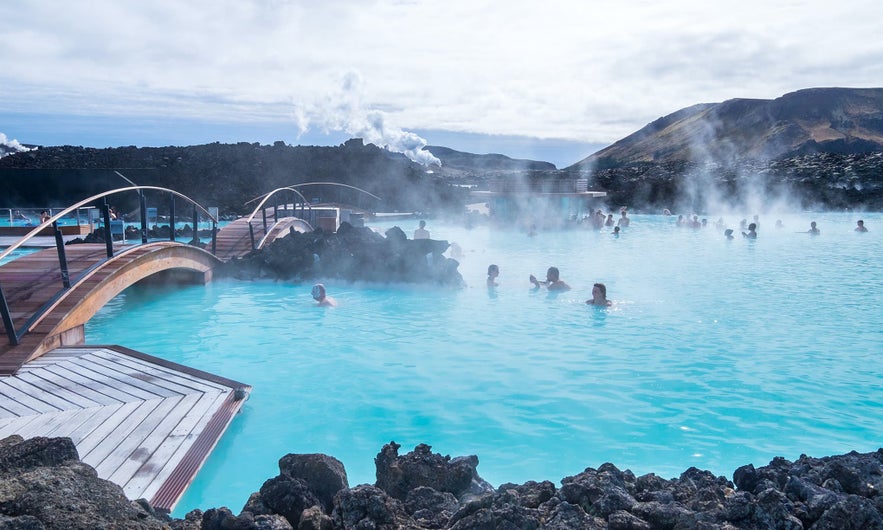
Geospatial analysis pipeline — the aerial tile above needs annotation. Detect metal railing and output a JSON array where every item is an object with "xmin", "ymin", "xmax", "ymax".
[
  {"xmin": 0, "ymin": 186, "xmax": 218, "ymax": 346},
  {"xmin": 244, "ymin": 187, "xmax": 312, "ymax": 251}
]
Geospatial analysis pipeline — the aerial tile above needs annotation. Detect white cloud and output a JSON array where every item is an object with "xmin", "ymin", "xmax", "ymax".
[{"xmin": 1, "ymin": 0, "xmax": 882, "ymax": 148}]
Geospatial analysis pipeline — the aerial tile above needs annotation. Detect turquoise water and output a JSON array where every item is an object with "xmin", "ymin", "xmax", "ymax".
[{"xmin": 85, "ymin": 212, "xmax": 883, "ymax": 516}]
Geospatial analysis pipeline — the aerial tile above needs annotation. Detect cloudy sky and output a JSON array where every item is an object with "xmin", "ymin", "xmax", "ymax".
[{"xmin": 2, "ymin": 0, "xmax": 881, "ymax": 166}]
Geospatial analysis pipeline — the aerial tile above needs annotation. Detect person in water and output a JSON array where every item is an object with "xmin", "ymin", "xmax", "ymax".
[
  {"xmin": 724, "ymin": 228, "xmax": 734, "ymax": 240},
  {"xmin": 806, "ymin": 221, "xmax": 820, "ymax": 235},
  {"xmin": 413, "ymin": 220, "xmax": 430, "ymax": 239},
  {"xmin": 742, "ymin": 223, "xmax": 757, "ymax": 239},
  {"xmin": 530, "ymin": 266, "xmax": 571, "ymax": 291},
  {"xmin": 586, "ymin": 283, "xmax": 613, "ymax": 306},
  {"xmin": 487, "ymin": 264, "xmax": 500, "ymax": 287},
  {"xmin": 311, "ymin": 283, "xmax": 337, "ymax": 307},
  {"xmin": 40, "ymin": 210, "xmax": 51, "ymax": 223},
  {"xmin": 855, "ymin": 220, "xmax": 868, "ymax": 232}
]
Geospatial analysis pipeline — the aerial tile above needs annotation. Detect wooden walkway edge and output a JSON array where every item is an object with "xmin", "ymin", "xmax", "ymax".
[{"xmin": 0, "ymin": 344, "xmax": 250, "ymax": 513}]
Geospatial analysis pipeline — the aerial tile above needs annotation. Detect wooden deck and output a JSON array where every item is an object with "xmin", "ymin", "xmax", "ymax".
[{"xmin": 0, "ymin": 345, "xmax": 250, "ymax": 513}]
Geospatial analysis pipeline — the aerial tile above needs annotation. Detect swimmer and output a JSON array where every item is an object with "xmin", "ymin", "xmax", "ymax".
[
  {"xmin": 487, "ymin": 264, "xmax": 500, "ymax": 287},
  {"xmin": 855, "ymin": 220, "xmax": 868, "ymax": 232},
  {"xmin": 742, "ymin": 223, "xmax": 757, "ymax": 239},
  {"xmin": 413, "ymin": 220, "xmax": 430, "ymax": 239},
  {"xmin": 724, "ymin": 228, "xmax": 734, "ymax": 240},
  {"xmin": 612, "ymin": 226, "xmax": 620, "ymax": 237},
  {"xmin": 311, "ymin": 283, "xmax": 337, "ymax": 307},
  {"xmin": 617, "ymin": 209, "xmax": 630, "ymax": 228},
  {"xmin": 40, "ymin": 210, "xmax": 51, "ymax": 223},
  {"xmin": 586, "ymin": 282, "xmax": 612, "ymax": 307},
  {"xmin": 806, "ymin": 221, "xmax": 820, "ymax": 235},
  {"xmin": 529, "ymin": 266, "xmax": 571, "ymax": 291}
]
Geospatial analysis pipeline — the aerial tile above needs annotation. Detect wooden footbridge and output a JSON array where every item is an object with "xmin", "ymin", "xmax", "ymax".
[
  {"xmin": 0, "ymin": 182, "xmax": 380, "ymax": 511},
  {"xmin": 0, "ymin": 186, "xmax": 320, "ymax": 374}
]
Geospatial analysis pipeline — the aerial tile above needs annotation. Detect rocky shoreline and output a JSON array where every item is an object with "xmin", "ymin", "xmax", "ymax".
[{"xmin": 2, "ymin": 435, "xmax": 881, "ymax": 529}]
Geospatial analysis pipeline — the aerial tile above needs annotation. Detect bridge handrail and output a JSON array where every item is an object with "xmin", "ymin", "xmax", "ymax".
[
  {"xmin": 242, "ymin": 187, "xmax": 314, "ymax": 251},
  {"xmin": 0, "ymin": 186, "xmax": 218, "ymax": 262},
  {"xmin": 245, "ymin": 187, "xmax": 311, "ymax": 224},
  {"xmin": 0, "ymin": 186, "xmax": 218, "ymax": 346},
  {"xmin": 243, "ymin": 181, "xmax": 382, "ymax": 207}
]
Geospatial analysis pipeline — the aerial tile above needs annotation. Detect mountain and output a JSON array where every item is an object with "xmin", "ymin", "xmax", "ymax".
[
  {"xmin": 424, "ymin": 146, "xmax": 556, "ymax": 174},
  {"xmin": 570, "ymin": 87, "xmax": 883, "ymax": 170}
]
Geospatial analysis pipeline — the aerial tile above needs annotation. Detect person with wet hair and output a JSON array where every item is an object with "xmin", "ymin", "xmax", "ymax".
[
  {"xmin": 487, "ymin": 264, "xmax": 500, "ymax": 287},
  {"xmin": 724, "ymin": 228, "xmax": 734, "ymax": 240},
  {"xmin": 806, "ymin": 221, "xmax": 820, "ymax": 235},
  {"xmin": 311, "ymin": 283, "xmax": 337, "ymax": 307},
  {"xmin": 529, "ymin": 266, "xmax": 570, "ymax": 291},
  {"xmin": 855, "ymin": 220, "xmax": 868, "ymax": 232},
  {"xmin": 742, "ymin": 223, "xmax": 757, "ymax": 239},
  {"xmin": 586, "ymin": 283, "xmax": 613, "ymax": 306}
]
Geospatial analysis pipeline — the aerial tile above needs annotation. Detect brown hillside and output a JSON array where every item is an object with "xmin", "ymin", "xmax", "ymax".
[{"xmin": 571, "ymin": 87, "xmax": 883, "ymax": 169}]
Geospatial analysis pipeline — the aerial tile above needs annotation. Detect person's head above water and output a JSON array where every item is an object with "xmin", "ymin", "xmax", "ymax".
[
  {"xmin": 311, "ymin": 283, "xmax": 326, "ymax": 301},
  {"xmin": 593, "ymin": 283, "xmax": 607, "ymax": 299},
  {"xmin": 419, "ymin": 220, "xmax": 426, "ymax": 229},
  {"xmin": 488, "ymin": 264, "xmax": 499, "ymax": 277},
  {"xmin": 546, "ymin": 266, "xmax": 560, "ymax": 282}
]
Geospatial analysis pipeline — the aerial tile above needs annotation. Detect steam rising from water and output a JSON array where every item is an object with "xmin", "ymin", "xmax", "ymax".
[
  {"xmin": 294, "ymin": 71, "xmax": 441, "ymax": 167},
  {"xmin": 0, "ymin": 132, "xmax": 35, "ymax": 158}
]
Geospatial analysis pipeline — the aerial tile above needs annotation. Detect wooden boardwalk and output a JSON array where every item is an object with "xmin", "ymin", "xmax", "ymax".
[
  {"xmin": 213, "ymin": 215, "xmax": 311, "ymax": 261},
  {"xmin": 0, "ymin": 345, "xmax": 250, "ymax": 512}
]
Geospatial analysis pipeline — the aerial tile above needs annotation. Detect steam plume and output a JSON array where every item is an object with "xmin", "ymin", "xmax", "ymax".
[
  {"xmin": 0, "ymin": 133, "xmax": 35, "ymax": 158},
  {"xmin": 294, "ymin": 71, "xmax": 441, "ymax": 167}
]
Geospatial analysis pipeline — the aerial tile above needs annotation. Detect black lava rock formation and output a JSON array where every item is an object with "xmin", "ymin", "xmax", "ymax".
[{"xmin": 3, "ymin": 435, "xmax": 883, "ymax": 529}]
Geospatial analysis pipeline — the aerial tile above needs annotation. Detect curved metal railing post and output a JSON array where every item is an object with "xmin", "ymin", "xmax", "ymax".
[
  {"xmin": 0, "ymin": 285, "xmax": 18, "ymax": 345},
  {"xmin": 102, "ymin": 201, "xmax": 114, "ymax": 258},
  {"xmin": 53, "ymin": 221, "xmax": 71, "ymax": 289},
  {"xmin": 211, "ymin": 220, "xmax": 217, "ymax": 255},
  {"xmin": 169, "ymin": 195, "xmax": 176, "ymax": 242},
  {"xmin": 191, "ymin": 205, "xmax": 198, "ymax": 245},
  {"xmin": 139, "ymin": 192, "xmax": 148, "ymax": 244}
]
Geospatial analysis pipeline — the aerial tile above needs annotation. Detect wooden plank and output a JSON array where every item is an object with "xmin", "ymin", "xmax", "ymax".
[
  {"xmin": 65, "ymin": 403, "xmax": 131, "ymax": 445},
  {"xmin": 93, "ymin": 394, "xmax": 184, "ymax": 478},
  {"xmin": 15, "ymin": 371, "xmax": 106, "ymax": 409},
  {"xmin": 135, "ymin": 391, "xmax": 230, "ymax": 502},
  {"xmin": 106, "ymin": 391, "xmax": 205, "ymax": 487},
  {"xmin": 12, "ymin": 408, "xmax": 90, "ymax": 440},
  {"xmin": 36, "ymin": 363, "xmax": 142, "ymax": 404},
  {"xmin": 62, "ymin": 355, "xmax": 178, "ymax": 400},
  {"xmin": 0, "ymin": 386, "xmax": 42, "ymax": 417},
  {"xmin": 80, "ymin": 398, "xmax": 165, "ymax": 466},
  {"xmin": 0, "ymin": 377, "xmax": 68, "ymax": 412},
  {"xmin": 76, "ymin": 400, "xmax": 150, "ymax": 457},
  {"xmin": 0, "ymin": 413, "xmax": 43, "ymax": 438},
  {"xmin": 148, "ymin": 392, "xmax": 246, "ymax": 511},
  {"xmin": 90, "ymin": 349, "xmax": 230, "ymax": 394}
]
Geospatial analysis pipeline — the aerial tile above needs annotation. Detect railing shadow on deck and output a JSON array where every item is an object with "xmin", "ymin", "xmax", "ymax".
[{"xmin": 0, "ymin": 186, "xmax": 218, "ymax": 347}]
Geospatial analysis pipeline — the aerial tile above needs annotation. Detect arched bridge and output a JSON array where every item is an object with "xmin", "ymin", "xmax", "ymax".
[{"xmin": 0, "ymin": 186, "xmax": 311, "ymax": 375}]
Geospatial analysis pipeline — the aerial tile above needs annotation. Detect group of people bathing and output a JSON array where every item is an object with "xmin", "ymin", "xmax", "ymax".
[
  {"xmin": 723, "ymin": 218, "xmax": 869, "ymax": 239},
  {"xmin": 487, "ymin": 264, "xmax": 612, "ymax": 307}
]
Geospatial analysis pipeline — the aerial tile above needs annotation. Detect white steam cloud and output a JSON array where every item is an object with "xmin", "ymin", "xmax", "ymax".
[
  {"xmin": 294, "ymin": 71, "xmax": 441, "ymax": 167},
  {"xmin": 0, "ymin": 133, "xmax": 35, "ymax": 158}
]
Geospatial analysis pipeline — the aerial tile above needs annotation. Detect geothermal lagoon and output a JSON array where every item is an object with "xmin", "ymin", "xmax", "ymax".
[{"xmin": 85, "ymin": 212, "xmax": 883, "ymax": 516}]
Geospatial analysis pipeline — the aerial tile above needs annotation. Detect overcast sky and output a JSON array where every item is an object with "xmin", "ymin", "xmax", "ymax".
[{"xmin": 2, "ymin": 0, "xmax": 882, "ymax": 166}]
